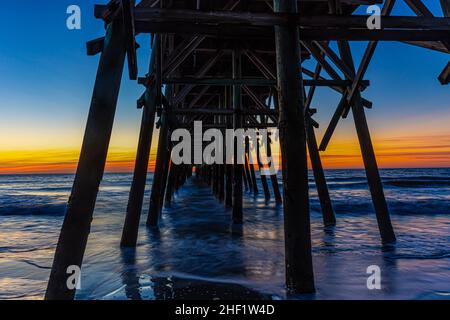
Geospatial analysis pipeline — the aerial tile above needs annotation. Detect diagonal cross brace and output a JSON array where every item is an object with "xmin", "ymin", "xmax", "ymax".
[{"xmin": 319, "ymin": 0, "xmax": 396, "ymax": 151}]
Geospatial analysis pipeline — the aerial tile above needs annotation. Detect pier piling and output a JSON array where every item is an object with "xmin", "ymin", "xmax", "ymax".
[{"xmin": 45, "ymin": 19, "xmax": 126, "ymax": 300}]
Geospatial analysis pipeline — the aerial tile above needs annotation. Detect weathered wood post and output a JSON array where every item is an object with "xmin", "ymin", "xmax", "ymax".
[
  {"xmin": 147, "ymin": 106, "xmax": 171, "ymax": 226},
  {"xmin": 213, "ymin": 164, "xmax": 219, "ymax": 196},
  {"xmin": 232, "ymin": 48, "xmax": 243, "ymax": 224},
  {"xmin": 256, "ymin": 135, "xmax": 271, "ymax": 200},
  {"xmin": 267, "ymin": 137, "xmax": 283, "ymax": 203},
  {"xmin": 225, "ymin": 163, "xmax": 233, "ymax": 207},
  {"xmin": 45, "ymin": 19, "xmax": 126, "ymax": 300},
  {"xmin": 352, "ymin": 96, "xmax": 396, "ymax": 243},
  {"xmin": 273, "ymin": 0, "xmax": 315, "ymax": 293},
  {"xmin": 219, "ymin": 164, "xmax": 225, "ymax": 201},
  {"xmin": 243, "ymin": 139, "xmax": 253, "ymax": 192},
  {"xmin": 338, "ymin": 41, "xmax": 396, "ymax": 243},
  {"xmin": 242, "ymin": 162, "xmax": 250, "ymax": 191},
  {"xmin": 219, "ymin": 94, "xmax": 226, "ymax": 201},
  {"xmin": 306, "ymin": 120, "xmax": 336, "ymax": 227},
  {"xmin": 158, "ymin": 140, "xmax": 172, "ymax": 210},
  {"xmin": 164, "ymin": 161, "xmax": 176, "ymax": 207},
  {"xmin": 246, "ymin": 138, "xmax": 259, "ymax": 193},
  {"xmin": 121, "ymin": 43, "xmax": 157, "ymax": 247},
  {"xmin": 146, "ymin": 34, "xmax": 169, "ymax": 227}
]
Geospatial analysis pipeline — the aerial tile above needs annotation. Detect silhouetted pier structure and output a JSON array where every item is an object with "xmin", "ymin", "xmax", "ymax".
[{"xmin": 45, "ymin": 0, "xmax": 450, "ymax": 299}]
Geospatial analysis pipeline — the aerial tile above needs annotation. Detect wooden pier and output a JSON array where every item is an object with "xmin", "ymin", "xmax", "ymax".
[{"xmin": 45, "ymin": 0, "xmax": 450, "ymax": 299}]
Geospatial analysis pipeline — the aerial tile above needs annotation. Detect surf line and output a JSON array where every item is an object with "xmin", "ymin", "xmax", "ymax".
[{"xmin": 175, "ymin": 304, "xmax": 210, "ymax": 318}]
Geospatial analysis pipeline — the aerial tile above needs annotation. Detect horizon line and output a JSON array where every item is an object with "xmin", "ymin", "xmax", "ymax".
[{"xmin": 1, "ymin": 166, "xmax": 449, "ymax": 176}]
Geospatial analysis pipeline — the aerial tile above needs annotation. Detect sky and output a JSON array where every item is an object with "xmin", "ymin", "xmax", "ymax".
[{"xmin": 0, "ymin": 1, "xmax": 449, "ymax": 174}]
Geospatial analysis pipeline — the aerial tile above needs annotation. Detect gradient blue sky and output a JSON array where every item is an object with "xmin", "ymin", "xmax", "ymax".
[{"xmin": 0, "ymin": 1, "xmax": 449, "ymax": 172}]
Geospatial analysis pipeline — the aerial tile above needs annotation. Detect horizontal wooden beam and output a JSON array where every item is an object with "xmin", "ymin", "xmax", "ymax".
[
  {"xmin": 161, "ymin": 77, "xmax": 370, "ymax": 87},
  {"xmin": 172, "ymin": 108, "xmax": 278, "ymax": 115},
  {"xmin": 86, "ymin": 37, "xmax": 105, "ymax": 56},
  {"xmin": 134, "ymin": 9, "xmax": 450, "ymax": 29},
  {"xmin": 135, "ymin": 22, "xmax": 450, "ymax": 41},
  {"xmin": 177, "ymin": 123, "xmax": 279, "ymax": 129}
]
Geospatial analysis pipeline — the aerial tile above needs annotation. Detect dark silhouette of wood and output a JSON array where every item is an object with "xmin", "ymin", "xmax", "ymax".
[
  {"xmin": 164, "ymin": 161, "xmax": 176, "ymax": 207},
  {"xmin": 274, "ymin": 0, "xmax": 314, "ymax": 294},
  {"xmin": 307, "ymin": 121, "xmax": 336, "ymax": 227},
  {"xmin": 147, "ymin": 111, "xmax": 171, "ymax": 226},
  {"xmin": 121, "ymin": 80, "xmax": 157, "ymax": 246},
  {"xmin": 256, "ymin": 136, "xmax": 271, "ymax": 200},
  {"xmin": 47, "ymin": 0, "xmax": 450, "ymax": 299},
  {"xmin": 338, "ymin": 40, "xmax": 396, "ymax": 243},
  {"xmin": 232, "ymin": 49, "xmax": 243, "ymax": 224},
  {"xmin": 45, "ymin": 19, "xmax": 126, "ymax": 300},
  {"xmin": 218, "ymin": 164, "xmax": 225, "ymax": 201},
  {"xmin": 225, "ymin": 164, "xmax": 233, "ymax": 207},
  {"xmin": 267, "ymin": 137, "xmax": 282, "ymax": 204},
  {"xmin": 243, "ymin": 153, "xmax": 253, "ymax": 192},
  {"xmin": 246, "ymin": 138, "xmax": 259, "ymax": 193}
]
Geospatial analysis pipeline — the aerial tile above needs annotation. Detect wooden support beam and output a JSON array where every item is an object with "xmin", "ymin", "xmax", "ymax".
[
  {"xmin": 86, "ymin": 37, "xmax": 105, "ymax": 56},
  {"xmin": 232, "ymin": 49, "xmax": 243, "ymax": 224},
  {"xmin": 313, "ymin": 41, "xmax": 355, "ymax": 80},
  {"xmin": 307, "ymin": 121, "xmax": 336, "ymax": 226},
  {"xmin": 248, "ymin": 160, "xmax": 258, "ymax": 193},
  {"xmin": 163, "ymin": 77, "xmax": 369, "ymax": 87},
  {"xmin": 265, "ymin": 134, "xmax": 283, "ymax": 203},
  {"xmin": 242, "ymin": 85, "xmax": 278, "ymax": 123},
  {"xmin": 135, "ymin": 21, "xmax": 450, "ymax": 41},
  {"xmin": 405, "ymin": 0, "xmax": 450, "ymax": 84},
  {"xmin": 318, "ymin": 95, "xmax": 346, "ymax": 151},
  {"xmin": 352, "ymin": 95, "xmax": 396, "ymax": 243},
  {"xmin": 213, "ymin": 164, "xmax": 220, "ymax": 196},
  {"xmin": 303, "ymin": 61, "xmax": 335, "ymax": 226},
  {"xmin": 225, "ymin": 164, "xmax": 233, "ymax": 207},
  {"xmin": 319, "ymin": 0, "xmax": 396, "ymax": 151},
  {"xmin": 339, "ymin": 41, "xmax": 396, "ymax": 243},
  {"xmin": 256, "ymin": 137, "xmax": 271, "ymax": 200},
  {"xmin": 94, "ymin": 2, "xmax": 121, "ymax": 24},
  {"xmin": 274, "ymin": 0, "xmax": 314, "ymax": 294},
  {"xmin": 164, "ymin": 162, "xmax": 176, "ymax": 207},
  {"xmin": 439, "ymin": 61, "xmax": 450, "ymax": 85},
  {"xmin": 171, "ymin": 108, "xmax": 278, "ymax": 116},
  {"xmin": 302, "ymin": 41, "xmax": 342, "ymax": 81},
  {"xmin": 133, "ymin": 7, "xmax": 450, "ymax": 40},
  {"xmin": 121, "ymin": 0, "xmax": 138, "ymax": 79},
  {"xmin": 120, "ymin": 62, "xmax": 157, "ymax": 247},
  {"xmin": 243, "ymin": 150, "xmax": 253, "ymax": 192},
  {"xmin": 172, "ymin": 50, "xmax": 225, "ymax": 105},
  {"xmin": 404, "ymin": 0, "xmax": 433, "ymax": 16},
  {"xmin": 134, "ymin": 8, "xmax": 450, "ymax": 30},
  {"xmin": 246, "ymin": 138, "xmax": 259, "ymax": 193},
  {"xmin": 219, "ymin": 164, "xmax": 225, "ymax": 201},
  {"xmin": 161, "ymin": 0, "xmax": 240, "ymax": 77},
  {"xmin": 302, "ymin": 67, "xmax": 373, "ymax": 108},
  {"xmin": 163, "ymin": 36, "xmax": 205, "ymax": 77},
  {"xmin": 440, "ymin": 1, "xmax": 450, "ymax": 85},
  {"xmin": 242, "ymin": 161, "xmax": 250, "ymax": 191},
  {"xmin": 177, "ymin": 122, "xmax": 280, "ymax": 129},
  {"xmin": 443, "ymin": 0, "xmax": 450, "ymax": 17},
  {"xmin": 243, "ymin": 49, "xmax": 276, "ymax": 79},
  {"xmin": 147, "ymin": 95, "xmax": 171, "ymax": 226},
  {"xmin": 45, "ymin": 19, "xmax": 126, "ymax": 300}
]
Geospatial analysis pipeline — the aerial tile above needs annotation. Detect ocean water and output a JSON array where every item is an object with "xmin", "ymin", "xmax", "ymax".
[{"xmin": 0, "ymin": 168, "xmax": 449, "ymax": 300}]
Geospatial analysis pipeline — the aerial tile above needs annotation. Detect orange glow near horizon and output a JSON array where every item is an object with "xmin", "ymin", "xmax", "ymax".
[
  {"xmin": 0, "ymin": 148, "xmax": 158, "ymax": 175},
  {"xmin": 317, "ymin": 134, "xmax": 450, "ymax": 169},
  {"xmin": 0, "ymin": 132, "xmax": 449, "ymax": 175}
]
